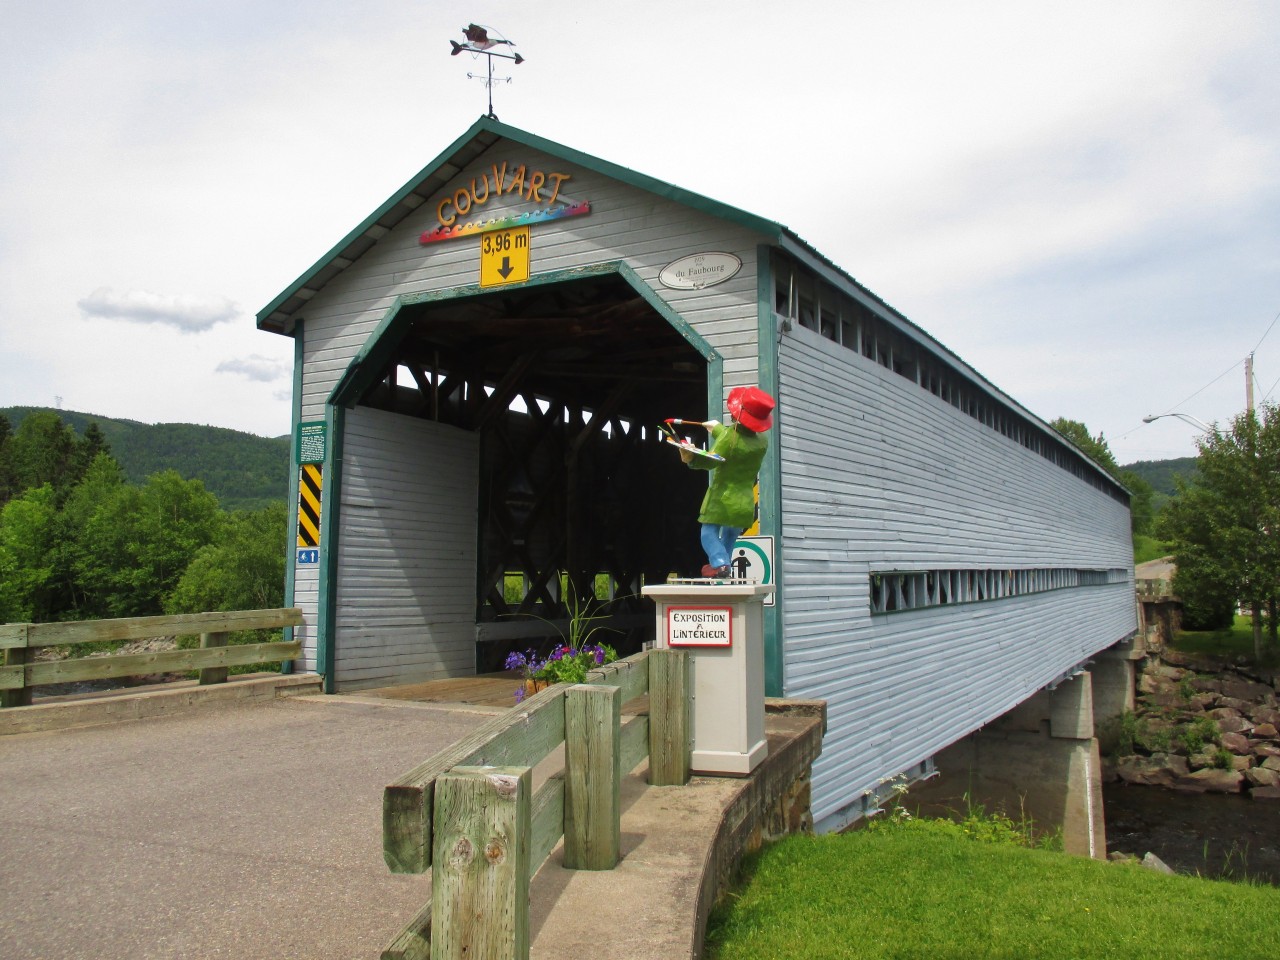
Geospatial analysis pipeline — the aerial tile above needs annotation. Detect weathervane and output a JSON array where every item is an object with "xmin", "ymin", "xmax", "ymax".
[{"xmin": 450, "ymin": 23, "xmax": 524, "ymax": 121}]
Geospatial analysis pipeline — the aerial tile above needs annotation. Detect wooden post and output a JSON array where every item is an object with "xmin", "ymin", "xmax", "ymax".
[
  {"xmin": 199, "ymin": 631, "xmax": 229, "ymax": 685},
  {"xmin": 2, "ymin": 631, "xmax": 32, "ymax": 709},
  {"xmin": 648, "ymin": 649, "xmax": 690, "ymax": 786},
  {"xmin": 563, "ymin": 684, "xmax": 621, "ymax": 870},
  {"xmin": 431, "ymin": 765, "xmax": 531, "ymax": 960}
]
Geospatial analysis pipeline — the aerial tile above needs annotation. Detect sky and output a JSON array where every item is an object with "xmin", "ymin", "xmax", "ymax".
[{"xmin": 1, "ymin": 1, "xmax": 1277, "ymax": 464}]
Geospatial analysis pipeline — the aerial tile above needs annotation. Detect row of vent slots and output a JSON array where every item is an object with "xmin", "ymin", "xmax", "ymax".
[
  {"xmin": 773, "ymin": 255, "xmax": 1127, "ymax": 506},
  {"xmin": 869, "ymin": 568, "xmax": 1132, "ymax": 614}
]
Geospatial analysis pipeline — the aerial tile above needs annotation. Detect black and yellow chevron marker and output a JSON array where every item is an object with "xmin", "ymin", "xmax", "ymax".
[{"xmin": 297, "ymin": 464, "xmax": 323, "ymax": 547}]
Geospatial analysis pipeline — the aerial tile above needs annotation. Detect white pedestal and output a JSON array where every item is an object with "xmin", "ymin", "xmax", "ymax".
[{"xmin": 642, "ymin": 582, "xmax": 773, "ymax": 776}]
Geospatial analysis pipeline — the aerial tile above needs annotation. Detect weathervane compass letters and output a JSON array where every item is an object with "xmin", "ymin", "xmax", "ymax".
[{"xmin": 449, "ymin": 23, "xmax": 524, "ymax": 120}]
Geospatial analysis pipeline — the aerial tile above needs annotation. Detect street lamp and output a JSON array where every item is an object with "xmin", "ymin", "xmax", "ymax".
[{"xmin": 1142, "ymin": 413, "xmax": 1214, "ymax": 432}]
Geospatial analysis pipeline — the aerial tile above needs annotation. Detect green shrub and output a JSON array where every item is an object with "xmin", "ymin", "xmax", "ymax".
[
  {"xmin": 1098, "ymin": 709, "xmax": 1139, "ymax": 757},
  {"xmin": 1177, "ymin": 716, "xmax": 1218, "ymax": 757}
]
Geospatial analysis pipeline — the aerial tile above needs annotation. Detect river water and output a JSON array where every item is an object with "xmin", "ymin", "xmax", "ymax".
[{"xmin": 1103, "ymin": 782, "xmax": 1280, "ymax": 885}]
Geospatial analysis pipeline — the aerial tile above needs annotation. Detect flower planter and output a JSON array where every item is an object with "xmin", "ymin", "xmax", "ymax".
[{"xmin": 523, "ymin": 679, "xmax": 551, "ymax": 698}]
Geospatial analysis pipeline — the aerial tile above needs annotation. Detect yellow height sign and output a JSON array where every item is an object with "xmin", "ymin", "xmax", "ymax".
[
  {"xmin": 479, "ymin": 227, "xmax": 530, "ymax": 287},
  {"xmin": 297, "ymin": 464, "xmax": 323, "ymax": 547}
]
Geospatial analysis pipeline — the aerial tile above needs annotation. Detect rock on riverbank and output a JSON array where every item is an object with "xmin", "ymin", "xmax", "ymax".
[{"xmin": 1101, "ymin": 649, "xmax": 1280, "ymax": 799}]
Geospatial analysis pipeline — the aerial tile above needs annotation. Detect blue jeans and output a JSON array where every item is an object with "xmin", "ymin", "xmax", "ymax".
[{"xmin": 700, "ymin": 524, "xmax": 741, "ymax": 569}]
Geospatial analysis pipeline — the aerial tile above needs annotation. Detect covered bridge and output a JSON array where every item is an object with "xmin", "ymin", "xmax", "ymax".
[{"xmin": 258, "ymin": 117, "xmax": 1137, "ymax": 832}]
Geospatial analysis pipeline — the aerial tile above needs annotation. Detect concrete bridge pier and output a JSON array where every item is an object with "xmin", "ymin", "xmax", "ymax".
[
  {"xmin": 910, "ymin": 672, "xmax": 1107, "ymax": 859},
  {"xmin": 1091, "ymin": 632, "xmax": 1146, "ymax": 725}
]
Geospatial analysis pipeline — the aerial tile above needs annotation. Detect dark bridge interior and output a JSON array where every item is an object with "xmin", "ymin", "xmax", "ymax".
[{"xmin": 354, "ymin": 273, "xmax": 711, "ymax": 664}]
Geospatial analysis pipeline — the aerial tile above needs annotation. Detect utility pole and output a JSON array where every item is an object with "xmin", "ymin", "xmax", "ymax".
[{"xmin": 1246, "ymin": 352, "xmax": 1255, "ymax": 415}]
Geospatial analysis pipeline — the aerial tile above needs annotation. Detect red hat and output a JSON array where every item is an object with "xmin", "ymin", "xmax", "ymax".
[{"xmin": 727, "ymin": 386, "xmax": 775, "ymax": 432}]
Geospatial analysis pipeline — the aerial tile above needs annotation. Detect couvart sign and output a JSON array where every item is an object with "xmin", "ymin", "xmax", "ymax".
[{"xmin": 420, "ymin": 160, "xmax": 591, "ymax": 245}]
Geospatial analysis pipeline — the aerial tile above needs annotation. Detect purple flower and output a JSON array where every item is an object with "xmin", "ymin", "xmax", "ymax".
[
  {"xmin": 504, "ymin": 651, "xmax": 528, "ymax": 671},
  {"xmin": 514, "ymin": 686, "xmax": 526, "ymax": 704},
  {"xmin": 593, "ymin": 647, "xmax": 605, "ymax": 665}
]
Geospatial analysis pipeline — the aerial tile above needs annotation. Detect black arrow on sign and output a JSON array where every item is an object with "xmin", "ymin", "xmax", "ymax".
[{"xmin": 497, "ymin": 256, "xmax": 513, "ymax": 279}]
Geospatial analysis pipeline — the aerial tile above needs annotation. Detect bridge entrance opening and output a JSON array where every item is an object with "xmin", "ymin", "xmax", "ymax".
[{"xmin": 348, "ymin": 272, "xmax": 711, "ymax": 670}]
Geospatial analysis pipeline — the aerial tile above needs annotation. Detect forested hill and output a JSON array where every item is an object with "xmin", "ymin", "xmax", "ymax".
[
  {"xmin": 1119, "ymin": 457, "xmax": 1198, "ymax": 498},
  {"xmin": 2, "ymin": 407, "xmax": 289, "ymax": 511}
]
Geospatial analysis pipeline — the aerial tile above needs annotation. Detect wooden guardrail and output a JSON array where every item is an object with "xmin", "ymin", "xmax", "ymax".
[
  {"xmin": 0, "ymin": 608, "xmax": 304, "ymax": 708},
  {"xmin": 381, "ymin": 647, "xmax": 690, "ymax": 960}
]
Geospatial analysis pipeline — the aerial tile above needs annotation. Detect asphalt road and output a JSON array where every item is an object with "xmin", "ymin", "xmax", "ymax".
[{"xmin": 0, "ymin": 695, "xmax": 491, "ymax": 960}]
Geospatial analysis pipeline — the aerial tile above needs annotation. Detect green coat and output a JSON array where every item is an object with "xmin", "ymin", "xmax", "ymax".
[{"xmin": 688, "ymin": 423, "xmax": 768, "ymax": 527}]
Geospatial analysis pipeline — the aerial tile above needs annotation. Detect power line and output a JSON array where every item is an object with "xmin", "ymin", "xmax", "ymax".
[
  {"xmin": 1151, "ymin": 357, "xmax": 1241, "ymax": 418},
  {"xmin": 1250, "ymin": 307, "xmax": 1280, "ymax": 354}
]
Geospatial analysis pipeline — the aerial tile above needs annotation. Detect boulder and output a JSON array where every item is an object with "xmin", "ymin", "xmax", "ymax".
[
  {"xmin": 1250, "ymin": 707, "xmax": 1280, "ymax": 727},
  {"xmin": 1263, "ymin": 756, "xmax": 1280, "ymax": 773},
  {"xmin": 1245, "ymin": 766, "xmax": 1280, "ymax": 788},
  {"xmin": 1251, "ymin": 785, "xmax": 1280, "ymax": 800},
  {"xmin": 1171, "ymin": 768, "xmax": 1245, "ymax": 794},
  {"xmin": 1141, "ymin": 852, "xmax": 1176, "ymax": 875},
  {"xmin": 1216, "ymin": 716, "xmax": 1253, "ymax": 735},
  {"xmin": 1188, "ymin": 752, "xmax": 1217, "ymax": 771},
  {"xmin": 1217, "ymin": 696, "xmax": 1255, "ymax": 714},
  {"xmin": 1147, "ymin": 663, "xmax": 1187, "ymax": 680},
  {"xmin": 1117, "ymin": 754, "xmax": 1188, "ymax": 787},
  {"xmin": 1208, "ymin": 707, "xmax": 1243, "ymax": 721},
  {"xmin": 1252, "ymin": 743, "xmax": 1280, "ymax": 760},
  {"xmin": 1231, "ymin": 754, "xmax": 1253, "ymax": 772},
  {"xmin": 1250, "ymin": 722, "xmax": 1279, "ymax": 739},
  {"xmin": 1137, "ymin": 674, "xmax": 1160, "ymax": 695},
  {"xmin": 1220, "ymin": 732, "xmax": 1252, "ymax": 754},
  {"xmin": 1220, "ymin": 678, "xmax": 1275, "ymax": 702},
  {"xmin": 1190, "ymin": 677, "xmax": 1222, "ymax": 694}
]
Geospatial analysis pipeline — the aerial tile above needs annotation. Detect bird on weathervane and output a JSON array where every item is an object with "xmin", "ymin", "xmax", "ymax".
[{"xmin": 449, "ymin": 23, "xmax": 524, "ymax": 120}]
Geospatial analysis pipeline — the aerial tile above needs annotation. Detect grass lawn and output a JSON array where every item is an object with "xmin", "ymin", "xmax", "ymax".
[
  {"xmin": 706, "ymin": 824, "xmax": 1280, "ymax": 960},
  {"xmin": 1174, "ymin": 614, "xmax": 1279, "ymax": 665}
]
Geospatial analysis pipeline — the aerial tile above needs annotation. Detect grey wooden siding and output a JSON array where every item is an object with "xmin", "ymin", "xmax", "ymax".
[
  {"xmin": 777, "ymin": 324, "xmax": 1136, "ymax": 826},
  {"xmin": 333, "ymin": 407, "xmax": 478, "ymax": 690}
]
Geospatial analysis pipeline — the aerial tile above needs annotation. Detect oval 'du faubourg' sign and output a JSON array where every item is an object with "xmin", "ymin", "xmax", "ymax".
[{"xmin": 659, "ymin": 252, "xmax": 742, "ymax": 290}]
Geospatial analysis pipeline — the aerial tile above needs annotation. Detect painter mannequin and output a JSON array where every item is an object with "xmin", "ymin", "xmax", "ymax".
[{"xmin": 679, "ymin": 386, "xmax": 775, "ymax": 578}]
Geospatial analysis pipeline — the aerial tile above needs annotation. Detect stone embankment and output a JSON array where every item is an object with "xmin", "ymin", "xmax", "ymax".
[{"xmin": 1102, "ymin": 649, "xmax": 1280, "ymax": 799}]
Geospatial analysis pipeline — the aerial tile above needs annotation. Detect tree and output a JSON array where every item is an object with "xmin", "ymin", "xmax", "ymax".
[
  {"xmin": 1159, "ymin": 405, "xmax": 1280, "ymax": 657},
  {"xmin": 0, "ymin": 413, "xmax": 15, "ymax": 504},
  {"xmin": 1, "ymin": 412, "xmax": 113, "ymax": 508},
  {"xmin": 0, "ymin": 485, "xmax": 60, "ymax": 622},
  {"xmin": 55, "ymin": 452, "xmax": 127, "ymax": 619},
  {"xmin": 166, "ymin": 502, "xmax": 288, "ymax": 614},
  {"xmin": 73, "ymin": 470, "xmax": 222, "ymax": 618},
  {"xmin": 1050, "ymin": 418, "xmax": 1120, "ymax": 477},
  {"xmin": 6, "ymin": 412, "xmax": 77, "ymax": 501}
]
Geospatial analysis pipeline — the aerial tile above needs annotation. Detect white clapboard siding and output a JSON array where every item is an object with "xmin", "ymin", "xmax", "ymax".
[
  {"xmin": 289, "ymin": 138, "xmax": 773, "ymax": 652},
  {"xmin": 778, "ymin": 324, "xmax": 1136, "ymax": 825},
  {"xmin": 333, "ymin": 407, "xmax": 479, "ymax": 689},
  {"xmin": 294, "ymin": 142, "xmax": 767, "ymax": 433}
]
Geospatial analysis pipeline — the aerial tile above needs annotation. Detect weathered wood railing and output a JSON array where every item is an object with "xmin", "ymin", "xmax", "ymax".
[
  {"xmin": 0, "ymin": 608, "xmax": 304, "ymax": 708},
  {"xmin": 381, "ymin": 647, "xmax": 691, "ymax": 960}
]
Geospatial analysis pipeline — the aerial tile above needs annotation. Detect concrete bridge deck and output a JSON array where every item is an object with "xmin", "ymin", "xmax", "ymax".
[
  {"xmin": 0, "ymin": 677, "xmax": 824, "ymax": 960},
  {"xmin": 0, "ymin": 687, "xmax": 491, "ymax": 959}
]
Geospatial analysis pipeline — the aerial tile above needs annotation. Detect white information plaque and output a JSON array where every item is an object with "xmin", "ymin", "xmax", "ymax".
[{"xmin": 667, "ymin": 605, "xmax": 733, "ymax": 647}]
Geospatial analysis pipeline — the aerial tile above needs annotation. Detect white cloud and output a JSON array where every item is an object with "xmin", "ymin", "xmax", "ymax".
[
  {"xmin": 77, "ymin": 287, "xmax": 239, "ymax": 333},
  {"xmin": 216, "ymin": 355, "xmax": 290, "ymax": 382}
]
